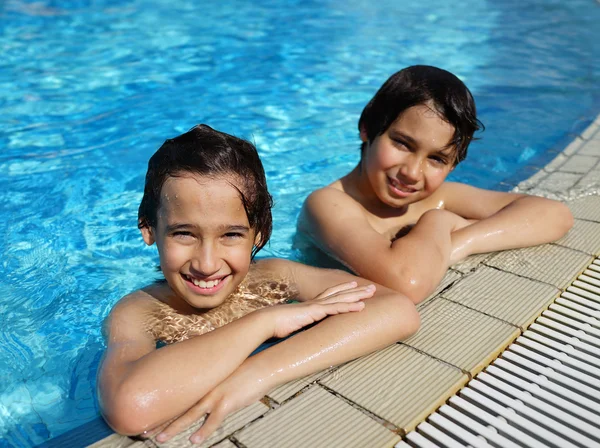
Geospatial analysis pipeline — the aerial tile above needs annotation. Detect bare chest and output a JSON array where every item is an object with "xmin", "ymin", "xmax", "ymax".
[{"xmin": 365, "ymin": 200, "xmax": 443, "ymax": 242}]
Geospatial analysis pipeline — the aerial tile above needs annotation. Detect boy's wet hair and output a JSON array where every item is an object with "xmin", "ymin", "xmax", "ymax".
[
  {"xmin": 358, "ymin": 65, "xmax": 483, "ymax": 164},
  {"xmin": 138, "ymin": 124, "xmax": 273, "ymax": 258}
]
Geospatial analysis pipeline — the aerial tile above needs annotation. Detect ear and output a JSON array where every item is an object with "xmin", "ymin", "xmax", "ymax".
[
  {"xmin": 140, "ymin": 225, "xmax": 155, "ymax": 246},
  {"xmin": 359, "ymin": 125, "xmax": 368, "ymax": 143},
  {"xmin": 254, "ymin": 231, "xmax": 262, "ymax": 248}
]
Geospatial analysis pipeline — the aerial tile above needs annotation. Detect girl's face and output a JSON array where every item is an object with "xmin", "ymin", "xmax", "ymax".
[
  {"xmin": 141, "ymin": 173, "xmax": 256, "ymax": 312},
  {"xmin": 361, "ymin": 103, "xmax": 456, "ymax": 208}
]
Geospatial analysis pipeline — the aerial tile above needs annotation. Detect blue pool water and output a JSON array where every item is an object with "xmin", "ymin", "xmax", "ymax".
[{"xmin": 1, "ymin": 0, "xmax": 599, "ymax": 445}]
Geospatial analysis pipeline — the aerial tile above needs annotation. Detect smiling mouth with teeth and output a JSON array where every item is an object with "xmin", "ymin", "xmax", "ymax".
[
  {"xmin": 388, "ymin": 176, "xmax": 418, "ymax": 193},
  {"xmin": 183, "ymin": 274, "xmax": 224, "ymax": 289}
]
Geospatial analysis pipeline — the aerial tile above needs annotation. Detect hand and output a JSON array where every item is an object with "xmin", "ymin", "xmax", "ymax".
[
  {"xmin": 155, "ymin": 365, "xmax": 268, "ymax": 445},
  {"xmin": 266, "ymin": 282, "xmax": 373, "ymax": 339}
]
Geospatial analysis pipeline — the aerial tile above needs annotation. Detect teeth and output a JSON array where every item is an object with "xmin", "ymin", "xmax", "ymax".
[
  {"xmin": 390, "ymin": 178, "xmax": 414, "ymax": 192},
  {"xmin": 188, "ymin": 276, "xmax": 221, "ymax": 289}
]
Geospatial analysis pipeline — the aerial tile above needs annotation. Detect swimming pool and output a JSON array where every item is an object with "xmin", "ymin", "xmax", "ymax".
[{"xmin": 1, "ymin": 0, "xmax": 599, "ymax": 446}]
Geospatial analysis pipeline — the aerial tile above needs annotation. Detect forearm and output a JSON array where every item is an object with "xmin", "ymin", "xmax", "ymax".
[
  {"xmin": 234, "ymin": 292, "xmax": 419, "ymax": 393},
  {"xmin": 384, "ymin": 210, "xmax": 459, "ymax": 302},
  {"xmin": 105, "ymin": 312, "xmax": 272, "ymax": 433},
  {"xmin": 451, "ymin": 196, "xmax": 573, "ymax": 260}
]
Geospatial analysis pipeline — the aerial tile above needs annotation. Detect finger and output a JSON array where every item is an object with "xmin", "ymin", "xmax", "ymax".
[
  {"xmin": 189, "ymin": 408, "xmax": 227, "ymax": 445},
  {"xmin": 156, "ymin": 403, "xmax": 210, "ymax": 443},
  {"xmin": 319, "ymin": 285, "xmax": 376, "ymax": 303},
  {"xmin": 323, "ymin": 300, "xmax": 366, "ymax": 315},
  {"xmin": 314, "ymin": 281, "xmax": 357, "ymax": 300}
]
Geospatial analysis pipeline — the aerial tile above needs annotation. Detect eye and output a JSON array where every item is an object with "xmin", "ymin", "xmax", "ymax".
[
  {"xmin": 429, "ymin": 155, "xmax": 448, "ymax": 165},
  {"xmin": 172, "ymin": 231, "xmax": 194, "ymax": 239},
  {"xmin": 391, "ymin": 138, "xmax": 410, "ymax": 150},
  {"xmin": 223, "ymin": 232, "xmax": 245, "ymax": 239}
]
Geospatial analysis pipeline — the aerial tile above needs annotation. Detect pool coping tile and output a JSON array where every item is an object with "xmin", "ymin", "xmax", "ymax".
[
  {"xmin": 441, "ymin": 266, "xmax": 560, "ymax": 331},
  {"xmin": 235, "ymin": 386, "xmax": 401, "ymax": 448},
  {"xmin": 404, "ymin": 298, "xmax": 520, "ymax": 376},
  {"xmin": 318, "ymin": 344, "xmax": 468, "ymax": 435}
]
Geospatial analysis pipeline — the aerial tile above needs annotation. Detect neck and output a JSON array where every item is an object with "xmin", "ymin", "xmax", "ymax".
[{"xmin": 342, "ymin": 164, "xmax": 409, "ymax": 217}]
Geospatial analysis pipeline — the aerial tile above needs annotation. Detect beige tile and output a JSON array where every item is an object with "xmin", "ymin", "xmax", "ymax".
[
  {"xmin": 418, "ymin": 269, "xmax": 462, "ymax": 308},
  {"xmin": 404, "ymin": 298, "xmax": 519, "ymax": 376},
  {"xmin": 562, "ymin": 136, "xmax": 585, "ymax": 156},
  {"xmin": 515, "ymin": 169, "xmax": 548, "ymax": 192},
  {"xmin": 210, "ymin": 440, "xmax": 237, "ymax": 448},
  {"xmin": 581, "ymin": 122, "xmax": 600, "ymax": 140},
  {"xmin": 153, "ymin": 402, "xmax": 268, "ymax": 448},
  {"xmin": 578, "ymin": 139, "xmax": 600, "ymax": 156},
  {"xmin": 568, "ymin": 195, "xmax": 600, "ymax": 222},
  {"xmin": 451, "ymin": 253, "xmax": 493, "ymax": 274},
  {"xmin": 535, "ymin": 171, "xmax": 581, "ymax": 193},
  {"xmin": 484, "ymin": 244, "xmax": 592, "ymax": 289},
  {"xmin": 575, "ymin": 169, "xmax": 600, "ymax": 190},
  {"xmin": 554, "ymin": 219, "xmax": 600, "ymax": 255},
  {"xmin": 319, "ymin": 344, "xmax": 467, "ymax": 435},
  {"xmin": 267, "ymin": 368, "xmax": 330, "ymax": 404},
  {"xmin": 441, "ymin": 266, "xmax": 559, "ymax": 330},
  {"xmin": 543, "ymin": 153, "xmax": 568, "ymax": 172},
  {"xmin": 559, "ymin": 155, "xmax": 598, "ymax": 174},
  {"xmin": 236, "ymin": 386, "xmax": 400, "ymax": 448},
  {"xmin": 87, "ymin": 434, "xmax": 138, "ymax": 448}
]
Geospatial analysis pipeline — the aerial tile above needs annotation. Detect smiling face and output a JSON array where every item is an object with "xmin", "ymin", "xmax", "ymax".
[
  {"xmin": 141, "ymin": 173, "xmax": 256, "ymax": 312},
  {"xmin": 361, "ymin": 103, "xmax": 456, "ymax": 208}
]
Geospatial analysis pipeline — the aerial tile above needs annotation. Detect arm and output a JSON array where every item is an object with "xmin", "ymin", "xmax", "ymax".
[
  {"xmin": 156, "ymin": 260, "xmax": 420, "ymax": 444},
  {"xmin": 99, "ymin": 287, "xmax": 366, "ymax": 436},
  {"xmin": 440, "ymin": 182, "xmax": 574, "ymax": 263},
  {"xmin": 299, "ymin": 188, "xmax": 457, "ymax": 302}
]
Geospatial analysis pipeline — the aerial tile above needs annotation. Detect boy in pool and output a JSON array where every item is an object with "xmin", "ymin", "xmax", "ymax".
[
  {"xmin": 298, "ymin": 65, "xmax": 573, "ymax": 303},
  {"xmin": 98, "ymin": 124, "xmax": 420, "ymax": 444}
]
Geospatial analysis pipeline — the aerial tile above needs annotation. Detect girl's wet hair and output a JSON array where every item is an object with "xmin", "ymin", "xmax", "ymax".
[
  {"xmin": 358, "ymin": 65, "xmax": 484, "ymax": 164},
  {"xmin": 138, "ymin": 124, "xmax": 273, "ymax": 258}
]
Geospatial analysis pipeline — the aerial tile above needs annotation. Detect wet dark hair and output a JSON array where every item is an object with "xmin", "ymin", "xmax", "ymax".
[
  {"xmin": 358, "ymin": 65, "xmax": 484, "ymax": 165},
  {"xmin": 138, "ymin": 124, "xmax": 273, "ymax": 259}
]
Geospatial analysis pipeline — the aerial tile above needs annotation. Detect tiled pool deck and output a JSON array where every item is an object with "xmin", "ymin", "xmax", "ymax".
[{"xmin": 90, "ymin": 115, "xmax": 600, "ymax": 448}]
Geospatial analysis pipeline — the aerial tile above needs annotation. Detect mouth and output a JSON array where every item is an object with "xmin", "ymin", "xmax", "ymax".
[
  {"xmin": 182, "ymin": 273, "xmax": 229, "ymax": 295},
  {"xmin": 387, "ymin": 176, "xmax": 418, "ymax": 198}
]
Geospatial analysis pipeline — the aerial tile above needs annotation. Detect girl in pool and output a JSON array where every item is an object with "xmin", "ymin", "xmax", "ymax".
[
  {"xmin": 298, "ymin": 65, "xmax": 573, "ymax": 303},
  {"xmin": 98, "ymin": 124, "xmax": 421, "ymax": 444}
]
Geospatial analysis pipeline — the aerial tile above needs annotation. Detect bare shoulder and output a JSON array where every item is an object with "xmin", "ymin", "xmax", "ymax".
[
  {"xmin": 303, "ymin": 185, "xmax": 364, "ymax": 219},
  {"xmin": 103, "ymin": 287, "xmax": 163, "ymax": 343}
]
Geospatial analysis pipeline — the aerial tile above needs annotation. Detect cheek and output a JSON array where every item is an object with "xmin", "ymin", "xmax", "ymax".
[
  {"xmin": 159, "ymin": 241, "xmax": 189, "ymax": 270},
  {"xmin": 227, "ymin": 244, "xmax": 253, "ymax": 273},
  {"xmin": 425, "ymin": 167, "xmax": 450, "ymax": 191}
]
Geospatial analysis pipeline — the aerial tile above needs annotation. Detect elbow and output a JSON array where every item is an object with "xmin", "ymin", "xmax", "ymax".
[
  {"xmin": 550, "ymin": 200, "xmax": 574, "ymax": 239},
  {"xmin": 388, "ymin": 269, "xmax": 436, "ymax": 305},
  {"xmin": 387, "ymin": 293, "xmax": 421, "ymax": 339},
  {"xmin": 560, "ymin": 202, "xmax": 575, "ymax": 236},
  {"xmin": 100, "ymin": 385, "xmax": 160, "ymax": 436}
]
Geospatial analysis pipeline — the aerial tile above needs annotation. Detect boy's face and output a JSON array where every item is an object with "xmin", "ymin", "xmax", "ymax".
[
  {"xmin": 141, "ymin": 173, "xmax": 256, "ymax": 312},
  {"xmin": 361, "ymin": 103, "xmax": 456, "ymax": 208}
]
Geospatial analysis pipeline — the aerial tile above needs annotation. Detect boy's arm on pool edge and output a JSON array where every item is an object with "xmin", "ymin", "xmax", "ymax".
[
  {"xmin": 97, "ymin": 291, "xmax": 275, "ymax": 436},
  {"xmin": 439, "ymin": 182, "xmax": 574, "ymax": 263},
  {"xmin": 98, "ymin": 284, "xmax": 367, "ymax": 437},
  {"xmin": 299, "ymin": 188, "xmax": 456, "ymax": 303},
  {"xmin": 157, "ymin": 260, "xmax": 420, "ymax": 443}
]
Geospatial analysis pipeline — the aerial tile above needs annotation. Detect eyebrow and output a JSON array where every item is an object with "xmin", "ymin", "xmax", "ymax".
[
  {"xmin": 391, "ymin": 130, "xmax": 454, "ymax": 154},
  {"xmin": 165, "ymin": 223, "xmax": 250, "ymax": 233}
]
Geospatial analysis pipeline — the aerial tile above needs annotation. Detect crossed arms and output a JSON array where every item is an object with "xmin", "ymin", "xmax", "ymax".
[{"xmin": 98, "ymin": 260, "xmax": 420, "ymax": 442}]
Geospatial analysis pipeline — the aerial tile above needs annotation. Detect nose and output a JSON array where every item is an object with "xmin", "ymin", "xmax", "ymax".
[
  {"xmin": 398, "ymin": 153, "xmax": 422, "ymax": 184},
  {"xmin": 190, "ymin": 242, "xmax": 221, "ymax": 277}
]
